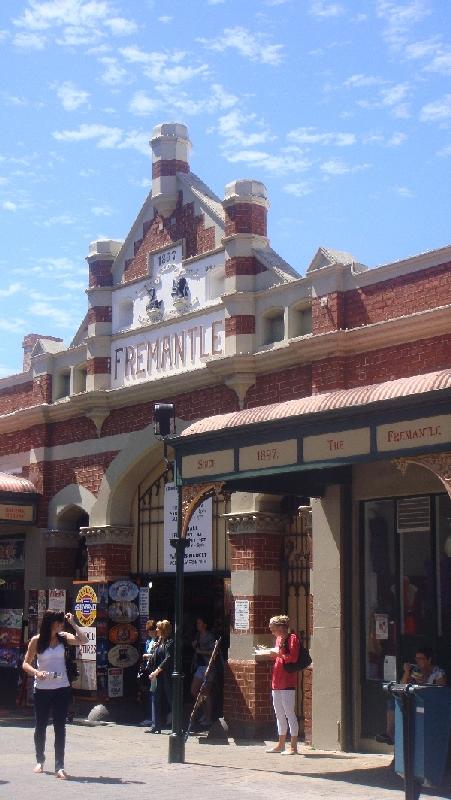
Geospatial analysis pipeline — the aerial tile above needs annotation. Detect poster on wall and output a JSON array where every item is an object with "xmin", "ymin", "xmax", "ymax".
[
  {"xmin": 76, "ymin": 627, "xmax": 96, "ymax": 661},
  {"xmin": 163, "ymin": 483, "xmax": 213, "ymax": 572},
  {"xmin": 48, "ymin": 589, "xmax": 66, "ymax": 613},
  {"xmin": 0, "ymin": 608, "xmax": 23, "ymax": 668},
  {"xmin": 75, "ymin": 585, "xmax": 97, "ymax": 627},
  {"xmin": 234, "ymin": 600, "xmax": 250, "ymax": 631},
  {"xmin": 108, "ymin": 667, "xmax": 123, "ymax": 698},
  {"xmin": 0, "ymin": 537, "xmax": 25, "ymax": 571}
]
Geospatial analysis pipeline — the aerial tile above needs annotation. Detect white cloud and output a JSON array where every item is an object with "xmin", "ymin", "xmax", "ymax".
[
  {"xmin": 42, "ymin": 213, "xmax": 77, "ymax": 226},
  {"xmin": 287, "ymin": 127, "xmax": 356, "ymax": 146},
  {"xmin": 158, "ymin": 15, "xmax": 172, "ymax": 23},
  {"xmin": 153, "ymin": 83, "xmax": 238, "ymax": 118},
  {"xmin": 129, "ymin": 91, "xmax": 161, "ymax": 116},
  {"xmin": 56, "ymin": 81, "xmax": 90, "ymax": 111},
  {"xmin": 29, "ymin": 300, "xmax": 72, "ymax": 328},
  {"xmin": 226, "ymin": 148, "xmax": 311, "ymax": 176},
  {"xmin": 13, "ymin": 31, "xmax": 46, "ymax": 49},
  {"xmin": 420, "ymin": 94, "xmax": 451, "ymax": 122},
  {"xmin": 357, "ymin": 82, "xmax": 411, "ymax": 118},
  {"xmin": 91, "ymin": 204, "xmax": 113, "ymax": 216},
  {"xmin": 0, "ymin": 283, "xmax": 22, "ymax": 297},
  {"xmin": 0, "ymin": 317, "xmax": 27, "ymax": 333},
  {"xmin": 376, "ymin": 0, "xmax": 430, "ymax": 50},
  {"xmin": 217, "ymin": 110, "xmax": 272, "ymax": 147},
  {"xmin": 425, "ymin": 51, "xmax": 451, "ymax": 76},
  {"xmin": 104, "ymin": 17, "xmax": 138, "ymax": 36},
  {"xmin": 207, "ymin": 0, "xmax": 226, "ymax": 4},
  {"xmin": 2, "ymin": 201, "xmax": 18, "ymax": 211},
  {"xmin": 344, "ymin": 74, "xmax": 384, "ymax": 88},
  {"xmin": 198, "ymin": 26, "xmax": 284, "ymax": 66},
  {"xmin": 437, "ymin": 144, "xmax": 451, "ymax": 158},
  {"xmin": 380, "ymin": 83, "xmax": 410, "ymax": 107},
  {"xmin": 284, "ymin": 181, "xmax": 313, "ymax": 197},
  {"xmin": 320, "ymin": 158, "xmax": 370, "ymax": 175},
  {"xmin": 120, "ymin": 46, "xmax": 210, "ymax": 84},
  {"xmin": 13, "ymin": 0, "xmax": 137, "ymax": 49},
  {"xmin": 392, "ymin": 185, "xmax": 415, "ymax": 197},
  {"xmin": 98, "ymin": 57, "xmax": 129, "ymax": 86},
  {"xmin": 53, "ymin": 123, "xmax": 123, "ymax": 148},
  {"xmin": 404, "ymin": 36, "xmax": 440, "ymax": 59},
  {"xmin": 309, "ymin": 1, "xmax": 345, "ymax": 17}
]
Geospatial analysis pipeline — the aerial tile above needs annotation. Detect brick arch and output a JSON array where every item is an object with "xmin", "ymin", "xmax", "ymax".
[
  {"xmin": 90, "ymin": 417, "xmax": 189, "ymax": 527},
  {"xmin": 47, "ymin": 484, "xmax": 97, "ymax": 529}
]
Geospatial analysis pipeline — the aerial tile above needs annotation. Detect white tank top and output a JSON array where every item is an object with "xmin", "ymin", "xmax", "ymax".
[{"xmin": 35, "ymin": 642, "xmax": 70, "ymax": 690}]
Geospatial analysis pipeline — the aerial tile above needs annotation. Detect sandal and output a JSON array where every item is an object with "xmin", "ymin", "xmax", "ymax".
[
  {"xmin": 33, "ymin": 763, "xmax": 44, "ymax": 774},
  {"xmin": 56, "ymin": 769, "xmax": 68, "ymax": 780}
]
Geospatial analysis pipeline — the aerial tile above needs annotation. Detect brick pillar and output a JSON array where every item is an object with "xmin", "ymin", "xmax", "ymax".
[
  {"xmin": 150, "ymin": 122, "xmax": 191, "ymax": 217},
  {"xmin": 82, "ymin": 526, "xmax": 133, "ymax": 582},
  {"xmin": 223, "ymin": 511, "xmax": 287, "ymax": 738},
  {"xmin": 45, "ymin": 530, "xmax": 79, "ymax": 580},
  {"xmin": 85, "ymin": 239, "xmax": 121, "ymax": 391}
]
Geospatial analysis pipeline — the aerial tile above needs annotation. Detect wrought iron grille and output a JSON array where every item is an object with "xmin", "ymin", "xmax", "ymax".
[
  {"xmin": 135, "ymin": 467, "xmax": 229, "ymax": 575},
  {"xmin": 282, "ymin": 508, "xmax": 312, "ymax": 728}
]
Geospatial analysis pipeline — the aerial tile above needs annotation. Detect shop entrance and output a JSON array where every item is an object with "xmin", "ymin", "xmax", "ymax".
[
  {"xmin": 0, "ymin": 564, "xmax": 25, "ymax": 708},
  {"xmin": 361, "ymin": 492, "xmax": 451, "ymax": 739}
]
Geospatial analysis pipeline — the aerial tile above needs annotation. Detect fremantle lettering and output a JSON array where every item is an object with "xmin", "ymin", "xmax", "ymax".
[
  {"xmin": 112, "ymin": 319, "xmax": 223, "ymax": 384},
  {"xmin": 387, "ymin": 425, "xmax": 441, "ymax": 443}
]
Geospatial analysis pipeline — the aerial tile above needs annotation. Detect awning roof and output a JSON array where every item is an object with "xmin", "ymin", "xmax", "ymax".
[
  {"xmin": 182, "ymin": 368, "xmax": 451, "ymax": 438},
  {"xmin": 0, "ymin": 472, "xmax": 37, "ymax": 494}
]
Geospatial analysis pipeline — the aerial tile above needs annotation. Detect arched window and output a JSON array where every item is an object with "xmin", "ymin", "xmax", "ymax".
[{"xmin": 262, "ymin": 308, "xmax": 285, "ymax": 346}]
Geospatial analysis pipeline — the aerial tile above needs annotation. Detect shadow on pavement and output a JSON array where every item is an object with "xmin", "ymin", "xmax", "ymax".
[
  {"xmin": 305, "ymin": 766, "xmax": 451, "ymax": 798},
  {"xmin": 55, "ymin": 775, "xmax": 145, "ymax": 785}
]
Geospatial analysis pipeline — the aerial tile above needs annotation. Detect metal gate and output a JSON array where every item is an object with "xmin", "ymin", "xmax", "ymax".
[
  {"xmin": 135, "ymin": 467, "xmax": 229, "ymax": 575},
  {"xmin": 281, "ymin": 507, "xmax": 312, "ymax": 731}
]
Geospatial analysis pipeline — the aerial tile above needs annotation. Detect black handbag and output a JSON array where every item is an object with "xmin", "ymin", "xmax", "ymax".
[
  {"xmin": 283, "ymin": 634, "xmax": 312, "ymax": 673},
  {"xmin": 64, "ymin": 642, "xmax": 79, "ymax": 684}
]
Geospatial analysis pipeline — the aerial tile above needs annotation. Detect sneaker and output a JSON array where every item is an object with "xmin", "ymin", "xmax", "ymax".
[
  {"xmin": 139, "ymin": 719, "xmax": 152, "ymax": 727},
  {"xmin": 375, "ymin": 733, "xmax": 394, "ymax": 745}
]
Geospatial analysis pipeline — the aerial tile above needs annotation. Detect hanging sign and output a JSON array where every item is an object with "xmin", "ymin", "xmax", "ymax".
[
  {"xmin": 48, "ymin": 589, "xmax": 66, "ymax": 613},
  {"xmin": 108, "ymin": 601, "xmax": 139, "ymax": 623},
  {"xmin": 163, "ymin": 483, "xmax": 213, "ymax": 572},
  {"xmin": 109, "ymin": 580, "xmax": 139, "ymax": 602},
  {"xmin": 75, "ymin": 585, "xmax": 97, "ymax": 627},
  {"xmin": 76, "ymin": 627, "xmax": 96, "ymax": 661},
  {"xmin": 108, "ymin": 667, "xmax": 124, "ymax": 698},
  {"xmin": 234, "ymin": 600, "xmax": 250, "ymax": 631},
  {"xmin": 108, "ymin": 644, "xmax": 139, "ymax": 668}
]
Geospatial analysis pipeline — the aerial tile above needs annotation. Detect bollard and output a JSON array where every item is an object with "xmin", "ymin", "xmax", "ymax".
[{"xmin": 384, "ymin": 682, "xmax": 421, "ymax": 800}]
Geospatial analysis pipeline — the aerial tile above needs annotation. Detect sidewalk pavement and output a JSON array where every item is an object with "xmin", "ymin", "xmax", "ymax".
[{"xmin": 0, "ymin": 716, "xmax": 450, "ymax": 800}]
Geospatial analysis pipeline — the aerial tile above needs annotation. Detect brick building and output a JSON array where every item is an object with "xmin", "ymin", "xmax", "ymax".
[{"xmin": 1, "ymin": 122, "xmax": 451, "ymax": 750}]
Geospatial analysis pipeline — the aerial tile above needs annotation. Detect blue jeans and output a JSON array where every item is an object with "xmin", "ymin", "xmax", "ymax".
[{"xmin": 34, "ymin": 687, "xmax": 71, "ymax": 771}]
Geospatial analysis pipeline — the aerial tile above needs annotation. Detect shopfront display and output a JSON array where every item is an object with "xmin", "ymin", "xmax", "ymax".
[{"xmin": 361, "ymin": 492, "xmax": 451, "ymax": 738}]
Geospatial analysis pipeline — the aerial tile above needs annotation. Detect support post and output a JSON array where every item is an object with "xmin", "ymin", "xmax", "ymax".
[{"xmin": 168, "ymin": 484, "xmax": 189, "ymax": 764}]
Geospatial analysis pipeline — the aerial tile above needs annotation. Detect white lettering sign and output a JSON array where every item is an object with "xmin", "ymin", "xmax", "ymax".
[
  {"xmin": 76, "ymin": 627, "xmax": 96, "ymax": 661},
  {"xmin": 234, "ymin": 600, "xmax": 250, "ymax": 631},
  {"xmin": 48, "ymin": 589, "xmax": 66, "ymax": 613},
  {"xmin": 108, "ymin": 667, "xmax": 124, "ymax": 698},
  {"xmin": 111, "ymin": 314, "xmax": 224, "ymax": 388},
  {"xmin": 163, "ymin": 483, "xmax": 213, "ymax": 572}
]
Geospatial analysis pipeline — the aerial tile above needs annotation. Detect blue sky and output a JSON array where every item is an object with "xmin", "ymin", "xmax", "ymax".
[{"xmin": 0, "ymin": 0, "xmax": 450, "ymax": 377}]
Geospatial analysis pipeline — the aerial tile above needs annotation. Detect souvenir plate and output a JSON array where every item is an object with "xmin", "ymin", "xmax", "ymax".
[
  {"xmin": 109, "ymin": 580, "xmax": 139, "ymax": 602},
  {"xmin": 109, "ymin": 623, "xmax": 138, "ymax": 645},
  {"xmin": 108, "ymin": 644, "xmax": 139, "ymax": 668},
  {"xmin": 108, "ymin": 601, "xmax": 139, "ymax": 623}
]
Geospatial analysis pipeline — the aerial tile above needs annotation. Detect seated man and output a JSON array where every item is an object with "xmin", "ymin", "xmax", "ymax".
[{"xmin": 376, "ymin": 645, "xmax": 446, "ymax": 745}]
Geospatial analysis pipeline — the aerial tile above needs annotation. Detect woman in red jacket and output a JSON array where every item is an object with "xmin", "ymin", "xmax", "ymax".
[{"xmin": 267, "ymin": 614, "xmax": 300, "ymax": 755}]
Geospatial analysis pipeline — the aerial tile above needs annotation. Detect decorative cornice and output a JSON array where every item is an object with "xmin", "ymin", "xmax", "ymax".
[
  {"xmin": 224, "ymin": 511, "xmax": 288, "ymax": 536},
  {"xmin": 45, "ymin": 529, "xmax": 81, "ymax": 547},
  {"xmin": 81, "ymin": 525, "xmax": 134, "ymax": 546}
]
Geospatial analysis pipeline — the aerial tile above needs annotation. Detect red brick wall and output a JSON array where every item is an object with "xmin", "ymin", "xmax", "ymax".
[
  {"xmin": 88, "ymin": 260, "xmax": 113, "ymax": 288},
  {"xmin": 245, "ymin": 364, "xmax": 312, "ymax": 408},
  {"xmin": 87, "ymin": 306, "xmax": 112, "ymax": 324},
  {"xmin": 224, "ymin": 660, "xmax": 274, "ymax": 725},
  {"xmin": 152, "ymin": 159, "xmax": 189, "ymax": 178},
  {"xmin": 46, "ymin": 547, "xmax": 78, "ymax": 578},
  {"xmin": 0, "ymin": 381, "xmax": 35, "ymax": 414},
  {"xmin": 312, "ymin": 357, "xmax": 347, "ymax": 393},
  {"xmin": 230, "ymin": 534, "xmax": 282, "ymax": 571},
  {"xmin": 344, "ymin": 260, "xmax": 451, "ymax": 328},
  {"xmin": 224, "ymin": 203, "xmax": 267, "ymax": 237},
  {"xmin": 225, "ymin": 256, "xmax": 266, "ymax": 277},
  {"xmin": 312, "ymin": 292, "xmax": 344, "ymax": 334},
  {"xmin": 232, "ymin": 596, "xmax": 282, "ymax": 634},
  {"xmin": 88, "ymin": 543, "xmax": 132, "ymax": 581},
  {"xmin": 344, "ymin": 333, "xmax": 451, "ymax": 386},
  {"xmin": 225, "ymin": 315, "xmax": 255, "ymax": 336},
  {"xmin": 123, "ymin": 195, "xmax": 215, "ymax": 283},
  {"xmin": 86, "ymin": 357, "xmax": 111, "ymax": 375}
]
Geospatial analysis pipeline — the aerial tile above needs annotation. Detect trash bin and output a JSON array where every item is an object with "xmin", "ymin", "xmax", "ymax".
[{"xmin": 394, "ymin": 686, "xmax": 451, "ymax": 787}]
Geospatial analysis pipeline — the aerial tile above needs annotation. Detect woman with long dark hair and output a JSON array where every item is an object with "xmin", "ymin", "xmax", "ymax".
[
  {"xmin": 22, "ymin": 609, "xmax": 88, "ymax": 779},
  {"xmin": 147, "ymin": 619, "xmax": 174, "ymax": 733}
]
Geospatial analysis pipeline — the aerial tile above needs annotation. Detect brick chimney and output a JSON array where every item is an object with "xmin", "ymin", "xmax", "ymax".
[{"xmin": 150, "ymin": 123, "xmax": 191, "ymax": 217}]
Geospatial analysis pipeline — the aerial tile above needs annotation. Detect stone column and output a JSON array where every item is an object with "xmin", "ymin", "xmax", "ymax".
[
  {"xmin": 223, "ymin": 510, "xmax": 287, "ymax": 738},
  {"xmin": 82, "ymin": 526, "xmax": 134, "ymax": 582},
  {"xmin": 85, "ymin": 239, "xmax": 122, "ymax": 391},
  {"xmin": 310, "ymin": 485, "xmax": 343, "ymax": 750}
]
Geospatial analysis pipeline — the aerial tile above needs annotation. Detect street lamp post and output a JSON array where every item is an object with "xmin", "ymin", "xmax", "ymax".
[{"xmin": 153, "ymin": 403, "xmax": 188, "ymax": 764}]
